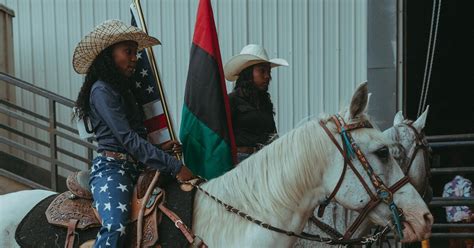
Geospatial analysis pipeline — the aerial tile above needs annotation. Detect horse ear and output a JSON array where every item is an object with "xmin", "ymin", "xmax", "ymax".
[
  {"xmin": 348, "ymin": 82, "xmax": 368, "ymax": 120},
  {"xmin": 413, "ymin": 105, "xmax": 429, "ymax": 132},
  {"xmin": 394, "ymin": 111, "xmax": 405, "ymax": 125}
]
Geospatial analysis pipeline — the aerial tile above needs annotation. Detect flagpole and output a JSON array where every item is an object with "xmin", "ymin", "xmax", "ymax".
[
  {"xmin": 133, "ymin": 0, "xmax": 177, "ymax": 143},
  {"xmin": 132, "ymin": 4, "xmax": 181, "ymax": 244}
]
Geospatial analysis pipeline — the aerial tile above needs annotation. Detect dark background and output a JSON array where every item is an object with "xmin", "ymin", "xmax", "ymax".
[{"xmin": 405, "ymin": 0, "xmax": 474, "ymax": 247}]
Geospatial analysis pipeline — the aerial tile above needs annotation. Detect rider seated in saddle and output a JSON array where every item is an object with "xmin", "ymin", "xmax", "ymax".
[
  {"xmin": 223, "ymin": 44, "xmax": 288, "ymax": 163},
  {"xmin": 72, "ymin": 20, "xmax": 194, "ymax": 247}
]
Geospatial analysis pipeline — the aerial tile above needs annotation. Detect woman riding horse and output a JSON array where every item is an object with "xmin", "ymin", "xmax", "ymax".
[{"xmin": 72, "ymin": 20, "xmax": 194, "ymax": 247}]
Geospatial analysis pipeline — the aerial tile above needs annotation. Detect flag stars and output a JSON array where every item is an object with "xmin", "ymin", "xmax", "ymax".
[
  {"xmin": 104, "ymin": 202, "xmax": 111, "ymax": 211},
  {"xmin": 116, "ymin": 223, "xmax": 126, "ymax": 236},
  {"xmin": 99, "ymin": 183, "xmax": 108, "ymax": 193},
  {"xmin": 117, "ymin": 183, "xmax": 128, "ymax": 192},
  {"xmin": 146, "ymin": 85, "xmax": 154, "ymax": 94},
  {"xmin": 97, "ymin": 172, "xmax": 103, "ymax": 178},
  {"xmin": 135, "ymin": 81, "xmax": 142, "ymax": 88},
  {"xmin": 107, "ymin": 176, "xmax": 113, "ymax": 182},
  {"xmin": 118, "ymin": 169, "xmax": 125, "ymax": 176},
  {"xmin": 117, "ymin": 202, "xmax": 128, "ymax": 212},
  {"xmin": 136, "ymin": 52, "xmax": 142, "ymax": 60},
  {"xmin": 140, "ymin": 69, "xmax": 148, "ymax": 77},
  {"xmin": 106, "ymin": 223, "xmax": 112, "ymax": 232}
]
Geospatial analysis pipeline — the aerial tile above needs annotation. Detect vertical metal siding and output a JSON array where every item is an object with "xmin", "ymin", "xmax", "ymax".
[{"xmin": 0, "ymin": 0, "xmax": 367, "ymax": 171}]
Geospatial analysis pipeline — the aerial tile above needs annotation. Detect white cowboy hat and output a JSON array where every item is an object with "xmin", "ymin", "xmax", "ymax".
[
  {"xmin": 224, "ymin": 44, "xmax": 289, "ymax": 81},
  {"xmin": 72, "ymin": 19, "xmax": 160, "ymax": 74}
]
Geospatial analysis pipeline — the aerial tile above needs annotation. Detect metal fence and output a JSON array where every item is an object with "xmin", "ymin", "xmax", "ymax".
[
  {"xmin": 426, "ymin": 133, "xmax": 474, "ymax": 240},
  {"xmin": 0, "ymin": 72, "xmax": 96, "ymax": 191}
]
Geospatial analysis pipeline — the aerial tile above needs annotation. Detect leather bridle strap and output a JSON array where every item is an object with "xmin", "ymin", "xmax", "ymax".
[
  {"xmin": 320, "ymin": 115, "xmax": 407, "ymax": 239},
  {"xmin": 158, "ymin": 203, "xmax": 208, "ymax": 248},
  {"xmin": 399, "ymin": 123, "xmax": 430, "ymax": 175},
  {"xmin": 317, "ymin": 120, "xmax": 376, "ymax": 217},
  {"xmin": 342, "ymin": 175, "xmax": 410, "ymax": 239},
  {"xmin": 317, "ymin": 120, "xmax": 348, "ymax": 217},
  {"xmin": 330, "ymin": 116, "xmax": 377, "ymax": 201},
  {"xmin": 64, "ymin": 218, "xmax": 78, "ymax": 248},
  {"xmin": 311, "ymin": 175, "xmax": 411, "ymax": 240}
]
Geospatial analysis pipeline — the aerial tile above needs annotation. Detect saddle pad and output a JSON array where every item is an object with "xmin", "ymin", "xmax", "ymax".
[
  {"xmin": 158, "ymin": 178, "xmax": 197, "ymax": 248},
  {"xmin": 16, "ymin": 194, "xmax": 99, "ymax": 248},
  {"xmin": 46, "ymin": 191, "xmax": 100, "ymax": 229}
]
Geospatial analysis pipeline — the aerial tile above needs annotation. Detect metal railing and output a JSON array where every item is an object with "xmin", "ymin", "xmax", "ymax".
[
  {"xmin": 0, "ymin": 72, "xmax": 96, "ymax": 191},
  {"xmin": 426, "ymin": 133, "xmax": 474, "ymax": 239}
]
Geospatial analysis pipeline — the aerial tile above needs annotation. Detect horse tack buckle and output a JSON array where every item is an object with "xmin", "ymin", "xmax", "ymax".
[{"xmin": 175, "ymin": 219, "xmax": 184, "ymax": 228}]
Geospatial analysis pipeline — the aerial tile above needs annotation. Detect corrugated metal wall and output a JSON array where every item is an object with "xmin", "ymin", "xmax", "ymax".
[{"xmin": 0, "ymin": 0, "xmax": 367, "ymax": 170}]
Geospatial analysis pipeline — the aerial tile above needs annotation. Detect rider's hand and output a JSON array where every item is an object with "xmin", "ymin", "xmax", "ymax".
[
  {"xmin": 176, "ymin": 165, "xmax": 194, "ymax": 182},
  {"xmin": 160, "ymin": 140, "xmax": 182, "ymax": 156}
]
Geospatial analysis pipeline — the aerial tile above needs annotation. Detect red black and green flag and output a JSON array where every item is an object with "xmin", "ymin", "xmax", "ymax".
[{"xmin": 179, "ymin": 0, "xmax": 237, "ymax": 180}]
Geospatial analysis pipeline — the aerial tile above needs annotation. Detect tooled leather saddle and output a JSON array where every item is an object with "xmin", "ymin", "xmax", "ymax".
[{"xmin": 45, "ymin": 169, "xmax": 206, "ymax": 248}]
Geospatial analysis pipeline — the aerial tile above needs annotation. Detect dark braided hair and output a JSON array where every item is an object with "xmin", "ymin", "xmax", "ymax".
[
  {"xmin": 233, "ymin": 64, "xmax": 274, "ymax": 114},
  {"xmin": 73, "ymin": 45, "xmax": 131, "ymax": 120}
]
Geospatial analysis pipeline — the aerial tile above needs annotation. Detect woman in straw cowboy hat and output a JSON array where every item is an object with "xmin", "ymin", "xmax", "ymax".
[
  {"xmin": 72, "ymin": 20, "xmax": 193, "ymax": 247},
  {"xmin": 224, "ymin": 44, "xmax": 288, "ymax": 163}
]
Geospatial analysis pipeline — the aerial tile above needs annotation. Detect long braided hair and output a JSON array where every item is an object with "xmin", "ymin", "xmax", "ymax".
[
  {"xmin": 73, "ymin": 45, "xmax": 130, "ymax": 120},
  {"xmin": 233, "ymin": 64, "xmax": 274, "ymax": 114}
]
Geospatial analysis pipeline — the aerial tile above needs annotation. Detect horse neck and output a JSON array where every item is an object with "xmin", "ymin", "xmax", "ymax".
[{"xmin": 203, "ymin": 120, "xmax": 332, "ymax": 220}]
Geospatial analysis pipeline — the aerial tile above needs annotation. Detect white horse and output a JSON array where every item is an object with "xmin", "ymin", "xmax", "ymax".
[
  {"xmin": 295, "ymin": 108, "xmax": 431, "ymax": 247},
  {"xmin": 0, "ymin": 83, "xmax": 432, "ymax": 247}
]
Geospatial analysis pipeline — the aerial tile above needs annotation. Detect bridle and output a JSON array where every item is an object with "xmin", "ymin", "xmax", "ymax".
[
  {"xmin": 312, "ymin": 118, "xmax": 432, "ymax": 242},
  {"xmin": 181, "ymin": 115, "xmax": 412, "ymax": 245},
  {"xmin": 316, "ymin": 115, "xmax": 409, "ymax": 240},
  {"xmin": 394, "ymin": 121, "xmax": 432, "ymax": 202}
]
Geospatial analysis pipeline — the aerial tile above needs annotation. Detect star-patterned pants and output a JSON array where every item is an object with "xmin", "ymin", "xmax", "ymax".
[{"xmin": 89, "ymin": 156, "xmax": 141, "ymax": 248}]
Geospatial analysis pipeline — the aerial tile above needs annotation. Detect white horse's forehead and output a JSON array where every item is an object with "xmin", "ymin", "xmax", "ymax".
[{"xmin": 353, "ymin": 128, "xmax": 395, "ymax": 151}]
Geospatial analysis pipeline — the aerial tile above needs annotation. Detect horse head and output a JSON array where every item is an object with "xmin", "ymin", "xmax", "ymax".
[
  {"xmin": 386, "ymin": 108, "xmax": 431, "ymax": 196},
  {"xmin": 319, "ymin": 83, "xmax": 433, "ymax": 242}
]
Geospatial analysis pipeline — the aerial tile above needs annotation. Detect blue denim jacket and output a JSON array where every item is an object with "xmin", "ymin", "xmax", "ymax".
[{"xmin": 89, "ymin": 80, "xmax": 182, "ymax": 176}]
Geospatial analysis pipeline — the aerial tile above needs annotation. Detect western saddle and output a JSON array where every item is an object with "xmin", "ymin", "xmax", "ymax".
[{"xmin": 45, "ymin": 169, "xmax": 206, "ymax": 248}]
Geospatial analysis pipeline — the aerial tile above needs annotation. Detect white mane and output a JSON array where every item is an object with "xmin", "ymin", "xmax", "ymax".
[
  {"xmin": 199, "ymin": 118, "xmax": 330, "ymax": 219},
  {"xmin": 192, "ymin": 111, "xmax": 390, "ymax": 246}
]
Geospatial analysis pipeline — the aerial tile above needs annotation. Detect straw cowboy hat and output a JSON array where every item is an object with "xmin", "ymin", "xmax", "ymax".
[
  {"xmin": 224, "ymin": 44, "xmax": 289, "ymax": 81},
  {"xmin": 72, "ymin": 19, "xmax": 160, "ymax": 74}
]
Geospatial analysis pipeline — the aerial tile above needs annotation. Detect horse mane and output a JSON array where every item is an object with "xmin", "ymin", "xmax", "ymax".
[
  {"xmin": 200, "ymin": 117, "xmax": 332, "ymax": 219},
  {"xmin": 199, "ymin": 111, "xmax": 378, "ymax": 219}
]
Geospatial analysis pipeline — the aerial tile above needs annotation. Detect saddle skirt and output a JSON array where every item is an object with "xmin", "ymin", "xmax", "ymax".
[{"xmin": 43, "ymin": 169, "xmax": 200, "ymax": 247}]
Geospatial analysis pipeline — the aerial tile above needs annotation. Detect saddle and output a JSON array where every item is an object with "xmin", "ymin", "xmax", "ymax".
[{"xmin": 45, "ymin": 169, "xmax": 205, "ymax": 248}]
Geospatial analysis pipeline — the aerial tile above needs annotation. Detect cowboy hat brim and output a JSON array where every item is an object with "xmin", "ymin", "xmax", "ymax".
[
  {"xmin": 224, "ymin": 54, "xmax": 289, "ymax": 81},
  {"xmin": 72, "ymin": 20, "xmax": 161, "ymax": 74}
]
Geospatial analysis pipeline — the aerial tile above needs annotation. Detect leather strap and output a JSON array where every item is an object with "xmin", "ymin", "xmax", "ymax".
[
  {"xmin": 317, "ymin": 120, "xmax": 376, "ymax": 217},
  {"xmin": 158, "ymin": 203, "xmax": 200, "ymax": 245},
  {"xmin": 64, "ymin": 219, "xmax": 78, "ymax": 248},
  {"xmin": 136, "ymin": 171, "xmax": 161, "ymax": 247},
  {"xmin": 342, "ymin": 175, "xmax": 410, "ymax": 239}
]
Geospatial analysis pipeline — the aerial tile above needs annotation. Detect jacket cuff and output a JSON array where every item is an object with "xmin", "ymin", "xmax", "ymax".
[{"xmin": 170, "ymin": 161, "xmax": 183, "ymax": 177}]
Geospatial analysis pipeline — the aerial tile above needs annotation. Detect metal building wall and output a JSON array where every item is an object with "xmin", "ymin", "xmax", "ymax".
[{"xmin": 0, "ymin": 0, "xmax": 367, "ymax": 170}]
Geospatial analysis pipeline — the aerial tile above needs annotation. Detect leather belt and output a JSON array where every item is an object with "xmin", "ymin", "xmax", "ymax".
[
  {"xmin": 237, "ymin": 146, "xmax": 257, "ymax": 154},
  {"xmin": 101, "ymin": 151, "xmax": 136, "ymax": 163}
]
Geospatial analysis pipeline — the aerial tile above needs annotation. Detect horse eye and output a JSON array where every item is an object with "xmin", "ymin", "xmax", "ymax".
[{"xmin": 375, "ymin": 146, "xmax": 389, "ymax": 160}]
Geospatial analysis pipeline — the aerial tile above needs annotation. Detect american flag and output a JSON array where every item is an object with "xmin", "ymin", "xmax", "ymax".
[{"xmin": 130, "ymin": 4, "xmax": 171, "ymax": 145}]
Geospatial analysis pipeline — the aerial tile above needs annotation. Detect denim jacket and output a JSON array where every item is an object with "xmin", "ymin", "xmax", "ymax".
[{"xmin": 89, "ymin": 80, "xmax": 182, "ymax": 176}]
